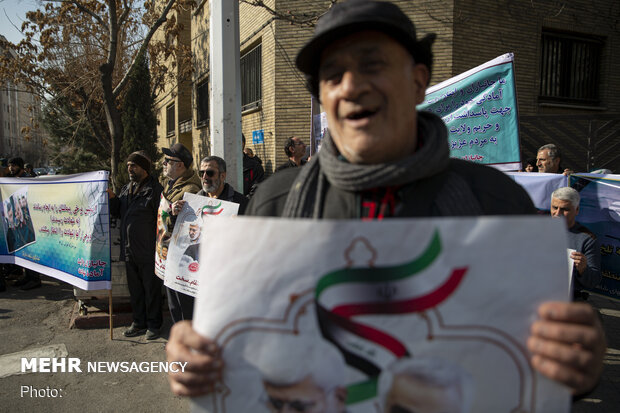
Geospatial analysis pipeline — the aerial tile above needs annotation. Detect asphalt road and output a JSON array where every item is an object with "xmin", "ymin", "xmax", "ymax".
[
  {"xmin": 0, "ymin": 275, "xmax": 188, "ymax": 413},
  {"xmin": 1, "ymin": 275, "xmax": 619, "ymax": 412}
]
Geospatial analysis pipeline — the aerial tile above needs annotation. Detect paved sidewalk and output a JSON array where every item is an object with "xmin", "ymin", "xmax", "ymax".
[{"xmin": 0, "ymin": 275, "xmax": 189, "ymax": 413}]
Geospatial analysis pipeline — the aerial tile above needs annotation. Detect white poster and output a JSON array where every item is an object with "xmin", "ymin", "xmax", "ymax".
[
  {"xmin": 163, "ymin": 192, "xmax": 239, "ymax": 297},
  {"xmin": 506, "ymin": 172, "xmax": 568, "ymax": 210},
  {"xmin": 192, "ymin": 216, "xmax": 571, "ymax": 413}
]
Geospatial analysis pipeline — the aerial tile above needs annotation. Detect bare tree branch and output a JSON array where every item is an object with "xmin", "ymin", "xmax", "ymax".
[
  {"xmin": 240, "ymin": 0, "xmax": 337, "ymax": 27},
  {"xmin": 112, "ymin": 0, "xmax": 176, "ymax": 97},
  {"xmin": 61, "ymin": 0, "xmax": 109, "ymax": 30},
  {"xmin": 117, "ymin": 0, "xmax": 131, "ymax": 27}
]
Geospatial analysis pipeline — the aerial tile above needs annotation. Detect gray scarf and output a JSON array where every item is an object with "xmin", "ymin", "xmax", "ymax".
[{"xmin": 282, "ymin": 111, "xmax": 483, "ymax": 218}]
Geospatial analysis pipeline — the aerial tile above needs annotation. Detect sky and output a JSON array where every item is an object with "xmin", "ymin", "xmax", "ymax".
[{"xmin": 0, "ymin": 0, "xmax": 40, "ymax": 43}]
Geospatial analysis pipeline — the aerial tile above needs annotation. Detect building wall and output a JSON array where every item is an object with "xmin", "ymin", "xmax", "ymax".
[
  {"xmin": 400, "ymin": 0, "xmax": 455, "ymax": 88},
  {"xmin": 154, "ymin": 5, "xmax": 195, "ymax": 167},
  {"xmin": 154, "ymin": 0, "xmax": 619, "ymax": 175},
  {"xmin": 271, "ymin": 0, "xmax": 320, "ymax": 170},
  {"xmin": 240, "ymin": 0, "xmax": 278, "ymax": 173},
  {"xmin": 157, "ymin": 0, "xmax": 459, "ymax": 175},
  {"xmin": 191, "ymin": 0, "xmax": 210, "ymax": 161},
  {"xmin": 452, "ymin": 0, "xmax": 620, "ymax": 115},
  {"xmin": 0, "ymin": 79, "xmax": 48, "ymax": 166},
  {"xmin": 451, "ymin": 0, "xmax": 619, "ymax": 170}
]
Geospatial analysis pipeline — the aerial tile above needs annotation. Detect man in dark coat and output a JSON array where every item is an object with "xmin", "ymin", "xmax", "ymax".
[
  {"xmin": 242, "ymin": 134, "xmax": 264, "ymax": 196},
  {"xmin": 108, "ymin": 151, "xmax": 164, "ymax": 340},
  {"xmin": 275, "ymin": 136, "xmax": 308, "ymax": 172},
  {"xmin": 166, "ymin": 0, "xmax": 605, "ymax": 400},
  {"xmin": 550, "ymin": 187, "xmax": 602, "ymax": 300}
]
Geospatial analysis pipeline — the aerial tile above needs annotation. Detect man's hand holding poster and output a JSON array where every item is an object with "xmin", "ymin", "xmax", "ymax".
[
  {"xmin": 155, "ymin": 195, "xmax": 173, "ymax": 279},
  {"xmin": 163, "ymin": 193, "xmax": 239, "ymax": 297},
  {"xmin": 191, "ymin": 216, "xmax": 571, "ymax": 413}
]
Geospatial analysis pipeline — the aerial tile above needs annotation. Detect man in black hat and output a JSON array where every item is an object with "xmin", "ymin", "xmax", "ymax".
[
  {"xmin": 160, "ymin": 143, "xmax": 201, "ymax": 323},
  {"xmin": 108, "ymin": 151, "xmax": 164, "ymax": 340},
  {"xmin": 166, "ymin": 0, "xmax": 605, "ymax": 399}
]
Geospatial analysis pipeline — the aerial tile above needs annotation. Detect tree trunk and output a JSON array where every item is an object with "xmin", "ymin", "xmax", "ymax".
[{"xmin": 100, "ymin": 62, "xmax": 122, "ymax": 192}]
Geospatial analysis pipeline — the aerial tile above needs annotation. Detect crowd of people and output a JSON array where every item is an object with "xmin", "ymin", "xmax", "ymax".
[{"xmin": 107, "ymin": 142, "xmax": 259, "ymax": 340}]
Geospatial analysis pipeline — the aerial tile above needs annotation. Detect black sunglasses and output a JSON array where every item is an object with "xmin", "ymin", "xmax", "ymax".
[
  {"xmin": 199, "ymin": 169, "xmax": 217, "ymax": 177},
  {"xmin": 163, "ymin": 158, "xmax": 182, "ymax": 165}
]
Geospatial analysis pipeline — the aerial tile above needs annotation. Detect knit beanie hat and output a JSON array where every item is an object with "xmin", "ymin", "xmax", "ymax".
[{"xmin": 127, "ymin": 151, "xmax": 151, "ymax": 173}]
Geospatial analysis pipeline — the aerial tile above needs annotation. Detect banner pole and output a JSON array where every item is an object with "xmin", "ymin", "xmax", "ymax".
[{"xmin": 109, "ymin": 289, "xmax": 113, "ymax": 340}]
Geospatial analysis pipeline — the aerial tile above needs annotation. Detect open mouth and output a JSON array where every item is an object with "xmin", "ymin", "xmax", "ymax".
[{"xmin": 346, "ymin": 108, "xmax": 377, "ymax": 120}]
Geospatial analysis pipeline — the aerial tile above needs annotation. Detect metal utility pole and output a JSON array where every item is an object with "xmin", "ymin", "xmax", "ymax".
[{"xmin": 209, "ymin": 0, "xmax": 242, "ymax": 191}]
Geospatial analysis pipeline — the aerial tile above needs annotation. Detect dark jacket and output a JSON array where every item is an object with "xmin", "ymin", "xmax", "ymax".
[
  {"xmin": 197, "ymin": 183, "xmax": 248, "ymax": 215},
  {"xmin": 243, "ymin": 153, "xmax": 265, "ymax": 196},
  {"xmin": 109, "ymin": 175, "xmax": 163, "ymax": 263},
  {"xmin": 246, "ymin": 159, "xmax": 536, "ymax": 218},
  {"xmin": 275, "ymin": 159, "xmax": 307, "ymax": 172},
  {"xmin": 568, "ymin": 222, "xmax": 602, "ymax": 292}
]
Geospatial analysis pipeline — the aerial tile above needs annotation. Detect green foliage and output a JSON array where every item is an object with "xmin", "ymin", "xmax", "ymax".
[
  {"xmin": 117, "ymin": 52, "xmax": 161, "ymax": 189},
  {"xmin": 40, "ymin": 97, "xmax": 110, "ymax": 174}
]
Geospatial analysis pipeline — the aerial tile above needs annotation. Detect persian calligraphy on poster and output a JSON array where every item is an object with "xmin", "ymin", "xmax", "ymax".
[
  {"xmin": 570, "ymin": 173, "xmax": 620, "ymax": 301},
  {"xmin": 0, "ymin": 171, "xmax": 110, "ymax": 290},
  {"xmin": 418, "ymin": 53, "xmax": 520, "ymax": 171}
]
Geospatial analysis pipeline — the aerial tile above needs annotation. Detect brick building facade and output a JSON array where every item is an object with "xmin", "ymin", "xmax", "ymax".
[
  {"xmin": 0, "ymin": 35, "xmax": 48, "ymax": 167},
  {"xmin": 154, "ymin": 0, "xmax": 619, "ymax": 174}
]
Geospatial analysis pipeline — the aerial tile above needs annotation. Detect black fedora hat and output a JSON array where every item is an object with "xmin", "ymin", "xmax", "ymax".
[
  {"xmin": 162, "ymin": 143, "xmax": 193, "ymax": 168},
  {"xmin": 296, "ymin": 0, "xmax": 435, "ymax": 96}
]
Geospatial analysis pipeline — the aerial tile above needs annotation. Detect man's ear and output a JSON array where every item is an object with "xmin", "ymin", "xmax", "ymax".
[{"xmin": 412, "ymin": 63, "xmax": 430, "ymax": 104}]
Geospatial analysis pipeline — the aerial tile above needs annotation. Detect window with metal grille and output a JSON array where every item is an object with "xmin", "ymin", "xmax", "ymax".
[
  {"xmin": 539, "ymin": 30, "xmax": 604, "ymax": 105},
  {"xmin": 196, "ymin": 80, "xmax": 209, "ymax": 127},
  {"xmin": 240, "ymin": 43, "xmax": 262, "ymax": 112},
  {"xmin": 166, "ymin": 103, "xmax": 175, "ymax": 136}
]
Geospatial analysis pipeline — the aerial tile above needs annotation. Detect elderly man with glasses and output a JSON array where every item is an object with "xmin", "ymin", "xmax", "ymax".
[
  {"xmin": 197, "ymin": 156, "xmax": 247, "ymax": 213},
  {"xmin": 160, "ymin": 143, "xmax": 201, "ymax": 323}
]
